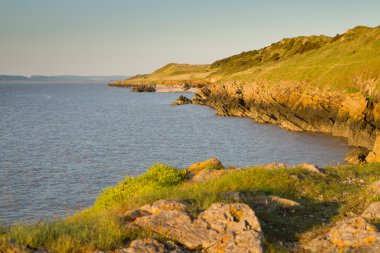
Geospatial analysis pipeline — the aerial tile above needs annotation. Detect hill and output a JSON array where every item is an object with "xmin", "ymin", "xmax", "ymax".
[{"xmin": 114, "ymin": 25, "xmax": 380, "ymax": 93}]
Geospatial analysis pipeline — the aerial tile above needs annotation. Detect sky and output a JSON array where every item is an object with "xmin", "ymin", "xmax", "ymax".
[{"xmin": 0, "ymin": 0, "xmax": 379, "ymax": 76}]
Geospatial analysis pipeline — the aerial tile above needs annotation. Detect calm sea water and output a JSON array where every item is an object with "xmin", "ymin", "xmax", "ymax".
[{"xmin": 0, "ymin": 82, "xmax": 348, "ymax": 225}]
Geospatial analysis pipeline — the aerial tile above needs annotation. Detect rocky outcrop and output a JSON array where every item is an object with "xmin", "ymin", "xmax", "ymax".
[
  {"xmin": 188, "ymin": 157, "xmax": 225, "ymax": 171},
  {"xmin": 186, "ymin": 158, "xmax": 234, "ymax": 181},
  {"xmin": 192, "ymin": 82, "xmax": 379, "ymax": 159},
  {"xmin": 345, "ymin": 147, "xmax": 369, "ymax": 164},
  {"xmin": 131, "ymin": 84, "xmax": 156, "ymax": 92},
  {"xmin": 170, "ymin": 95, "xmax": 192, "ymax": 106},
  {"xmin": 304, "ymin": 216, "xmax": 380, "ymax": 252},
  {"xmin": 123, "ymin": 199, "xmax": 264, "ymax": 253},
  {"xmin": 366, "ymin": 134, "xmax": 380, "ymax": 162},
  {"xmin": 368, "ymin": 180, "xmax": 380, "ymax": 195},
  {"xmin": 262, "ymin": 162, "xmax": 287, "ymax": 170},
  {"xmin": 362, "ymin": 202, "xmax": 380, "ymax": 220},
  {"xmin": 304, "ymin": 181, "xmax": 380, "ymax": 252},
  {"xmin": 121, "ymin": 238, "xmax": 186, "ymax": 253},
  {"xmin": 295, "ymin": 163, "xmax": 324, "ymax": 175}
]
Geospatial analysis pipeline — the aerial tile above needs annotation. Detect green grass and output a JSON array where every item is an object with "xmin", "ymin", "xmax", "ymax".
[
  {"xmin": 2, "ymin": 162, "xmax": 380, "ymax": 252},
  {"xmin": 114, "ymin": 25, "xmax": 380, "ymax": 95}
]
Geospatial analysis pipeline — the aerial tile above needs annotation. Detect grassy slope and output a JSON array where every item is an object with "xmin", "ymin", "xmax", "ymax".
[
  {"xmin": 121, "ymin": 25, "xmax": 380, "ymax": 92},
  {"xmin": 115, "ymin": 63, "xmax": 214, "ymax": 85},
  {"xmin": 2, "ymin": 162, "xmax": 380, "ymax": 252}
]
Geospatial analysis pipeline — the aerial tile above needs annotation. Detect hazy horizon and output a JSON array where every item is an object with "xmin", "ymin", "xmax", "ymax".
[{"xmin": 1, "ymin": 0, "xmax": 379, "ymax": 76}]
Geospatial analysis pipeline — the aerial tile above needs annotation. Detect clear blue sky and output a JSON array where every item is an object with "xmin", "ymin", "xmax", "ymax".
[{"xmin": 0, "ymin": 0, "xmax": 379, "ymax": 76}]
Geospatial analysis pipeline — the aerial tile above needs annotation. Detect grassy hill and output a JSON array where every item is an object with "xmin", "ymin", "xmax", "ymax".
[{"xmin": 119, "ymin": 25, "xmax": 380, "ymax": 92}]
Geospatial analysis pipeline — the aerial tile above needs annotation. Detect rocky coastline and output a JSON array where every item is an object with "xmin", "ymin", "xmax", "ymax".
[{"xmin": 177, "ymin": 81, "xmax": 379, "ymax": 163}]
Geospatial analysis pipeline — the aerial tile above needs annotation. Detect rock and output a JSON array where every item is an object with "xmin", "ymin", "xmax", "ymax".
[
  {"xmin": 139, "ymin": 199, "xmax": 189, "ymax": 214},
  {"xmin": 362, "ymin": 202, "xmax": 380, "ymax": 220},
  {"xmin": 253, "ymin": 195, "xmax": 301, "ymax": 208},
  {"xmin": 198, "ymin": 203, "xmax": 263, "ymax": 253},
  {"xmin": 121, "ymin": 209, "xmax": 151, "ymax": 222},
  {"xmin": 182, "ymin": 84, "xmax": 191, "ymax": 90},
  {"xmin": 221, "ymin": 191, "xmax": 243, "ymax": 201},
  {"xmin": 131, "ymin": 200, "xmax": 264, "ymax": 253},
  {"xmin": 367, "ymin": 134, "xmax": 380, "ymax": 162},
  {"xmin": 193, "ymin": 82, "xmax": 377, "ymax": 153},
  {"xmin": 304, "ymin": 216, "xmax": 380, "ymax": 252},
  {"xmin": 187, "ymin": 157, "xmax": 224, "ymax": 172},
  {"xmin": 121, "ymin": 239, "xmax": 166, "ymax": 253},
  {"xmin": 262, "ymin": 162, "xmax": 287, "ymax": 170},
  {"xmin": 295, "ymin": 163, "xmax": 324, "ymax": 175},
  {"xmin": 118, "ymin": 238, "xmax": 187, "ymax": 253},
  {"xmin": 345, "ymin": 147, "xmax": 369, "ymax": 164},
  {"xmin": 369, "ymin": 180, "xmax": 380, "ymax": 195},
  {"xmin": 187, "ymin": 158, "xmax": 229, "ymax": 181},
  {"xmin": 220, "ymin": 191, "xmax": 301, "ymax": 208},
  {"xmin": 189, "ymin": 168, "xmax": 234, "ymax": 182},
  {"xmin": 170, "ymin": 95, "xmax": 192, "ymax": 106},
  {"xmin": 131, "ymin": 85, "xmax": 156, "ymax": 92}
]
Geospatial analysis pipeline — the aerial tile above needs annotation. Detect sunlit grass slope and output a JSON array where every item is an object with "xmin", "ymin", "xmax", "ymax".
[{"xmin": 120, "ymin": 25, "xmax": 380, "ymax": 92}]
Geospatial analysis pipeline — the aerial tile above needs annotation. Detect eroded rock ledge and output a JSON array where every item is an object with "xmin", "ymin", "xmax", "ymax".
[
  {"xmin": 191, "ymin": 82, "xmax": 380, "ymax": 161},
  {"xmin": 122, "ymin": 200, "xmax": 264, "ymax": 253}
]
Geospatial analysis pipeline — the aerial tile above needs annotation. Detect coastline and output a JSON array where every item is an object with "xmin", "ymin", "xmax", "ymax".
[{"xmin": 190, "ymin": 82, "xmax": 379, "ymax": 163}]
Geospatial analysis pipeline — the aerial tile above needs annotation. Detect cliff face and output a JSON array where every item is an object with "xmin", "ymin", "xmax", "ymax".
[
  {"xmin": 112, "ymin": 25, "xmax": 380, "ymax": 160},
  {"xmin": 193, "ymin": 82, "xmax": 379, "ymax": 151}
]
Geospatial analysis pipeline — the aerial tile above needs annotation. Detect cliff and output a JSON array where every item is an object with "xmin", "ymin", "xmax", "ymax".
[
  {"xmin": 112, "ymin": 25, "xmax": 380, "ymax": 160},
  {"xmin": 192, "ymin": 82, "xmax": 379, "ymax": 160}
]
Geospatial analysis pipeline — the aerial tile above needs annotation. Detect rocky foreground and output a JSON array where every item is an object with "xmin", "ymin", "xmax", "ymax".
[
  {"xmin": 90, "ymin": 159, "xmax": 380, "ymax": 253},
  {"xmin": 3, "ymin": 158, "xmax": 380, "ymax": 252}
]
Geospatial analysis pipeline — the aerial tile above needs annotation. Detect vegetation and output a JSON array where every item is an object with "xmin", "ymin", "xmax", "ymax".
[
  {"xmin": 1, "ymin": 162, "xmax": 380, "ymax": 252},
  {"xmin": 116, "ymin": 25, "xmax": 380, "ymax": 94}
]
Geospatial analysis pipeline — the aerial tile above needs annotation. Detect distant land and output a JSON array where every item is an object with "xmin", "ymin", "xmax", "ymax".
[{"xmin": 0, "ymin": 75, "xmax": 129, "ymax": 82}]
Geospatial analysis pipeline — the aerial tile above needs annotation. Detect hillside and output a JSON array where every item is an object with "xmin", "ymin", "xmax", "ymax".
[
  {"xmin": 114, "ymin": 25, "xmax": 380, "ymax": 93},
  {"xmin": 111, "ymin": 63, "xmax": 213, "ymax": 87},
  {"xmin": 112, "ymin": 25, "xmax": 380, "ymax": 163}
]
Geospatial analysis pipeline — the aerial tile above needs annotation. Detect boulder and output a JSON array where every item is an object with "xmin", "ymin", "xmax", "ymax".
[
  {"xmin": 139, "ymin": 199, "xmax": 189, "ymax": 214},
  {"xmin": 258, "ymin": 195, "xmax": 301, "ymax": 208},
  {"xmin": 366, "ymin": 134, "xmax": 380, "ymax": 162},
  {"xmin": 187, "ymin": 158, "xmax": 229, "ymax": 181},
  {"xmin": 121, "ymin": 239, "xmax": 166, "ymax": 253},
  {"xmin": 369, "ymin": 180, "xmax": 380, "ymax": 196},
  {"xmin": 304, "ymin": 216, "xmax": 380, "ymax": 252},
  {"xmin": 345, "ymin": 147, "xmax": 369, "ymax": 164},
  {"xmin": 187, "ymin": 157, "xmax": 224, "ymax": 172},
  {"xmin": 362, "ymin": 202, "xmax": 380, "ymax": 220},
  {"xmin": 129, "ymin": 200, "xmax": 264, "ymax": 253},
  {"xmin": 295, "ymin": 163, "xmax": 324, "ymax": 175},
  {"xmin": 262, "ymin": 162, "xmax": 287, "ymax": 170},
  {"xmin": 131, "ymin": 85, "xmax": 156, "ymax": 92},
  {"xmin": 120, "ymin": 238, "xmax": 186, "ymax": 253},
  {"xmin": 189, "ymin": 168, "xmax": 234, "ymax": 182},
  {"xmin": 220, "ymin": 191, "xmax": 301, "ymax": 208},
  {"xmin": 170, "ymin": 95, "xmax": 192, "ymax": 106}
]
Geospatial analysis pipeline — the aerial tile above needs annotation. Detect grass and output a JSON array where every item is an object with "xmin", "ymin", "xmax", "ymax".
[
  {"xmin": 1, "ymin": 162, "xmax": 380, "ymax": 252},
  {"xmin": 114, "ymin": 25, "xmax": 380, "ymax": 95}
]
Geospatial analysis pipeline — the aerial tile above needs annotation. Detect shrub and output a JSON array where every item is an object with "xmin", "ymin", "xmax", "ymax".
[{"xmin": 93, "ymin": 163, "xmax": 186, "ymax": 209}]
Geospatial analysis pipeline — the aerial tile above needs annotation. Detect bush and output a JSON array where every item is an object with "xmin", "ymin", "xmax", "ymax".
[{"xmin": 93, "ymin": 164, "xmax": 186, "ymax": 209}]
